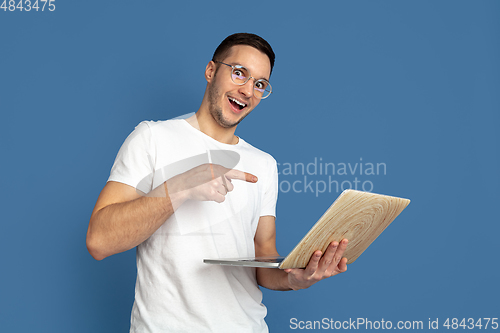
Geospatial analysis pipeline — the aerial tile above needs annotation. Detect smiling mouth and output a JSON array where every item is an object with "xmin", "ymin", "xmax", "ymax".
[{"xmin": 228, "ymin": 97, "xmax": 248, "ymax": 111}]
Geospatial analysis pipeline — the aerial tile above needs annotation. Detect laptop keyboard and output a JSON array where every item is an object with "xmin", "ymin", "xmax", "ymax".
[{"xmin": 239, "ymin": 258, "xmax": 283, "ymax": 263}]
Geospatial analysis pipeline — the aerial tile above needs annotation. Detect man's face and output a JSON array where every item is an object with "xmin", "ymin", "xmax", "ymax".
[{"xmin": 206, "ymin": 45, "xmax": 272, "ymax": 128}]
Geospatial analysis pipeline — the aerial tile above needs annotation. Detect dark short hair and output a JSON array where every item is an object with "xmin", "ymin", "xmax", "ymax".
[{"xmin": 212, "ymin": 33, "xmax": 275, "ymax": 75}]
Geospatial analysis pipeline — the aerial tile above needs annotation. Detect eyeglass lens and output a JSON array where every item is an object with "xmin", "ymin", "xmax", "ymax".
[{"xmin": 230, "ymin": 66, "xmax": 271, "ymax": 99}]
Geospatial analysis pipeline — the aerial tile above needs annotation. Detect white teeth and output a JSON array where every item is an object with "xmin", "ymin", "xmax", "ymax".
[{"xmin": 229, "ymin": 97, "xmax": 246, "ymax": 107}]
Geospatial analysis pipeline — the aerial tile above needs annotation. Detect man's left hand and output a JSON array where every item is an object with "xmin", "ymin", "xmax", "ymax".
[{"xmin": 284, "ymin": 239, "xmax": 349, "ymax": 290}]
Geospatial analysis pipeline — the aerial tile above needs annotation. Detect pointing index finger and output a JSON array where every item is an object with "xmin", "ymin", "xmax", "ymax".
[{"xmin": 225, "ymin": 169, "xmax": 258, "ymax": 183}]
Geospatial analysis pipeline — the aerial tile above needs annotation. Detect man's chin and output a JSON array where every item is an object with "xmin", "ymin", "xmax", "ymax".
[
  {"xmin": 212, "ymin": 108, "xmax": 247, "ymax": 128},
  {"xmin": 219, "ymin": 117, "xmax": 241, "ymax": 129}
]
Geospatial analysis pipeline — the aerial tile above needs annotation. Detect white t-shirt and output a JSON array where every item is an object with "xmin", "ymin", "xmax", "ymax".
[{"xmin": 108, "ymin": 119, "xmax": 278, "ymax": 333}]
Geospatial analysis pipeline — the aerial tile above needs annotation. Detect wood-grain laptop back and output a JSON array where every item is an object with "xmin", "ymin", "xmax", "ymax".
[{"xmin": 279, "ymin": 190, "xmax": 410, "ymax": 269}]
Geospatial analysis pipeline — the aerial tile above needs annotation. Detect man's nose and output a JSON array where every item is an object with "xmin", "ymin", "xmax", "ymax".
[{"xmin": 238, "ymin": 79, "xmax": 254, "ymax": 97}]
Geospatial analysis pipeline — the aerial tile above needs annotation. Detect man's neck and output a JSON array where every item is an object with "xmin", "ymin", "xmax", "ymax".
[{"xmin": 186, "ymin": 111, "xmax": 239, "ymax": 145}]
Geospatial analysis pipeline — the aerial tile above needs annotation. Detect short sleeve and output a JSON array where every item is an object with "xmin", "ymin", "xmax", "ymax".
[
  {"xmin": 259, "ymin": 157, "xmax": 278, "ymax": 217},
  {"xmin": 108, "ymin": 121, "xmax": 156, "ymax": 194}
]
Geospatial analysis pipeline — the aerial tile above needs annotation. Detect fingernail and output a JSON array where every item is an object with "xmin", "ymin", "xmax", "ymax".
[{"xmin": 253, "ymin": 176, "xmax": 258, "ymax": 182}]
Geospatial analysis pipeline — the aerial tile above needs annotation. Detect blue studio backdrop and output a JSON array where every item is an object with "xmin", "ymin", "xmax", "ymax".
[{"xmin": 1, "ymin": 1, "xmax": 499, "ymax": 332}]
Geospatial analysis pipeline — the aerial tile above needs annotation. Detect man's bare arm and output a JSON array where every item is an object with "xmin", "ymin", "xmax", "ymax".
[
  {"xmin": 86, "ymin": 181, "xmax": 182, "ymax": 260},
  {"xmin": 254, "ymin": 216, "xmax": 349, "ymax": 291},
  {"xmin": 254, "ymin": 216, "xmax": 293, "ymax": 290},
  {"xmin": 86, "ymin": 164, "xmax": 257, "ymax": 261}
]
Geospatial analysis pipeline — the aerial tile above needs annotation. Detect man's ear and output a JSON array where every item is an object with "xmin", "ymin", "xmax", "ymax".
[{"xmin": 205, "ymin": 61, "xmax": 216, "ymax": 83}]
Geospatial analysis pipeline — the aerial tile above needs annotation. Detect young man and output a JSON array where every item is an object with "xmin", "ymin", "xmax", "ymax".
[{"xmin": 87, "ymin": 33, "xmax": 348, "ymax": 332}]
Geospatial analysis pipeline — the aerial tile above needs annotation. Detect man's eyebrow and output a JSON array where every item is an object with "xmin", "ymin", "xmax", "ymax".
[{"xmin": 228, "ymin": 62, "xmax": 270, "ymax": 81}]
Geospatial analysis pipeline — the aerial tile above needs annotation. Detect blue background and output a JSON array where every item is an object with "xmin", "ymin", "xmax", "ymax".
[{"xmin": 1, "ymin": 0, "xmax": 499, "ymax": 332}]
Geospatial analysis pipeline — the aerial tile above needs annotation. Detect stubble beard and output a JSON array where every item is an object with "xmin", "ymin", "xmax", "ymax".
[{"xmin": 207, "ymin": 79, "xmax": 249, "ymax": 129}]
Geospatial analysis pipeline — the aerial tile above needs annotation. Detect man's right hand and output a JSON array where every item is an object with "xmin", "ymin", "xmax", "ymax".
[{"xmin": 166, "ymin": 163, "xmax": 258, "ymax": 204}]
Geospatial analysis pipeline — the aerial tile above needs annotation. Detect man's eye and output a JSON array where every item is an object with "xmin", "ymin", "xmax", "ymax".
[{"xmin": 255, "ymin": 81, "xmax": 267, "ymax": 90}]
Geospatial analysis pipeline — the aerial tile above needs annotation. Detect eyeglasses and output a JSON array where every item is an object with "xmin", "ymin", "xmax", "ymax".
[{"xmin": 214, "ymin": 61, "xmax": 272, "ymax": 99}]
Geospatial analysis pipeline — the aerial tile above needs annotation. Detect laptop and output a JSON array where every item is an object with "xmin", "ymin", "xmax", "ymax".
[{"xmin": 203, "ymin": 189, "xmax": 410, "ymax": 269}]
